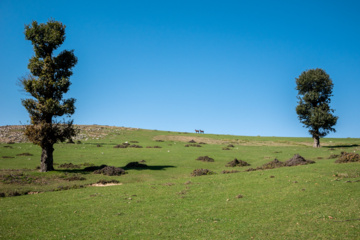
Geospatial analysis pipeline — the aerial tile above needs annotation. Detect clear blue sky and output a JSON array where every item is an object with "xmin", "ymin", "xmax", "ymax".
[{"xmin": 1, "ymin": 0, "xmax": 359, "ymax": 138}]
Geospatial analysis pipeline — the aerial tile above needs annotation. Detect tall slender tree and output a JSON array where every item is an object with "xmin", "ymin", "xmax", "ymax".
[
  {"xmin": 21, "ymin": 19, "xmax": 78, "ymax": 172},
  {"xmin": 295, "ymin": 68, "xmax": 338, "ymax": 147}
]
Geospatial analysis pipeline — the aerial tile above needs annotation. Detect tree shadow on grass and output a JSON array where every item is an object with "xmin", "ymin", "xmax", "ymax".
[
  {"xmin": 324, "ymin": 144, "xmax": 359, "ymax": 149},
  {"xmin": 55, "ymin": 164, "xmax": 175, "ymax": 174},
  {"xmin": 122, "ymin": 165, "xmax": 176, "ymax": 171}
]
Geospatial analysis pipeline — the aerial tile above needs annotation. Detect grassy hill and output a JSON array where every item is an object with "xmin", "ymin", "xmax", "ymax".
[{"xmin": 1, "ymin": 125, "xmax": 359, "ymax": 239}]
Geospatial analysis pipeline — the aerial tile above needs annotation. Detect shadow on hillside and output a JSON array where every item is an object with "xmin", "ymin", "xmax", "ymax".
[
  {"xmin": 122, "ymin": 165, "xmax": 175, "ymax": 171},
  {"xmin": 324, "ymin": 144, "xmax": 359, "ymax": 149},
  {"xmin": 55, "ymin": 164, "xmax": 175, "ymax": 173}
]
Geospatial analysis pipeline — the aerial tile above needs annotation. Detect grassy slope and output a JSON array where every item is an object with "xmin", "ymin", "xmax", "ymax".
[{"xmin": 0, "ymin": 126, "xmax": 359, "ymax": 239}]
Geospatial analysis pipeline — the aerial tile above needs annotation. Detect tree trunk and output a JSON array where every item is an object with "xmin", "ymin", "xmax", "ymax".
[
  {"xmin": 40, "ymin": 145, "xmax": 55, "ymax": 172},
  {"xmin": 313, "ymin": 136, "xmax": 320, "ymax": 148}
]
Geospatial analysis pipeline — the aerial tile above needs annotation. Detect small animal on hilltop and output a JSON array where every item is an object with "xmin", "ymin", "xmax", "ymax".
[
  {"xmin": 200, "ymin": 130, "xmax": 204, "ymax": 134},
  {"xmin": 195, "ymin": 129, "xmax": 200, "ymax": 133}
]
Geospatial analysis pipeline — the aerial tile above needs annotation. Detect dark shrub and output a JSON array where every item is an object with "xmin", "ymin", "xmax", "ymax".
[
  {"xmin": 227, "ymin": 144, "xmax": 235, "ymax": 148},
  {"xmin": 191, "ymin": 168, "xmax": 215, "ymax": 176},
  {"xmin": 156, "ymin": 140, "xmax": 164, "ymax": 142},
  {"xmin": 222, "ymin": 147, "xmax": 231, "ymax": 150},
  {"xmin": 189, "ymin": 140, "xmax": 196, "ymax": 143},
  {"xmin": 2, "ymin": 156, "xmax": 14, "ymax": 159},
  {"xmin": 130, "ymin": 141, "xmax": 139, "ymax": 143}
]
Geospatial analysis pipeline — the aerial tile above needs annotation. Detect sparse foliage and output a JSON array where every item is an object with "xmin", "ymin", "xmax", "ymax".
[
  {"xmin": 20, "ymin": 19, "xmax": 78, "ymax": 172},
  {"xmin": 295, "ymin": 68, "xmax": 338, "ymax": 147}
]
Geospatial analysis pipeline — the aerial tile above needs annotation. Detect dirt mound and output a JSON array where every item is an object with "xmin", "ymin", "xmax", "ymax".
[
  {"xmin": 226, "ymin": 158, "xmax": 250, "ymax": 167},
  {"xmin": 196, "ymin": 156, "xmax": 214, "ymax": 162},
  {"xmin": 185, "ymin": 144, "xmax": 202, "ymax": 147},
  {"xmin": 221, "ymin": 170, "xmax": 240, "ymax": 174},
  {"xmin": 63, "ymin": 176, "xmax": 86, "ymax": 181},
  {"xmin": 129, "ymin": 144, "xmax": 143, "ymax": 148},
  {"xmin": 335, "ymin": 152, "xmax": 360, "ymax": 163},
  {"xmin": 96, "ymin": 179, "xmax": 120, "ymax": 185},
  {"xmin": 93, "ymin": 166, "xmax": 126, "ymax": 176},
  {"xmin": 58, "ymin": 163, "xmax": 81, "ymax": 169},
  {"xmin": 16, "ymin": 153, "xmax": 33, "ymax": 156},
  {"xmin": 191, "ymin": 168, "xmax": 215, "ymax": 176},
  {"xmin": 83, "ymin": 164, "xmax": 107, "ymax": 171},
  {"xmin": 261, "ymin": 158, "xmax": 285, "ymax": 169},
  {"xmin": 124, "ymin": 161, "xmax": 148, "ymax": 168},
  {"xmin": 284, "ymin": 154, "xmax": 315, "ymax": 166}
]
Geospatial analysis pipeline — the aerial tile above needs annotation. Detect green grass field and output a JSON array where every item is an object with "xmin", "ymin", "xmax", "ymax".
[{"xmin": 1, "ymin": 126, "xmax": 359, "ymax": 239}]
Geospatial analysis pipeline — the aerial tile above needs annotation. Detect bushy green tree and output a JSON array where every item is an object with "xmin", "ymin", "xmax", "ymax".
[
  {"xmin": 20, "ymin": 19, "xmax": 78, "ymax": 172},
  {"xmin": 295, "ymin": 68, "xmax": 338, "ymax": 148}
]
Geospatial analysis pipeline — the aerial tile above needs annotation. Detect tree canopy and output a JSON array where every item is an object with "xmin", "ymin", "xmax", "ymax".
[
  {"xmin": 295, "ymin": 68, "xmax": 338, "ymax": 147},
  {"xmin": 21, "ymin": 19, "xmax": 78, "ymax": 172}
]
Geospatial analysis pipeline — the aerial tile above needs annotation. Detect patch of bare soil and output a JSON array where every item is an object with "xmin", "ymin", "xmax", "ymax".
[
  {"xmin": 335, "ymin": 152, "xmax": 360, "ymax": 163},
  {"xmin": 91, "ymin": 179, "xmax": 122, "ymax": 187},
  {"xmin": 153, "ymin": 135, "xmax": 225, "ymax": 144},
  {"xmin": 91, "ymin": 183, "xmax": 123, "ymax": 187},
  {"xmin": 153, "ymin": 135, "xmax": 327, "ymax": 147},
  {"xmin": 225, "ymin": 158, "xmax": 250, "ymax": 167}
]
